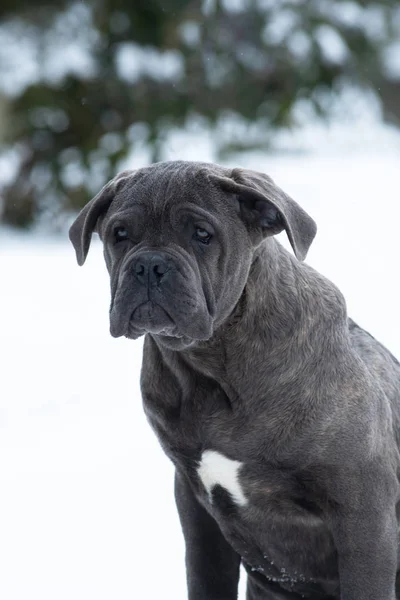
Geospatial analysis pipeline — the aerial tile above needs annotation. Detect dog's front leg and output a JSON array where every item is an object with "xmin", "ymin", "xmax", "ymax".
[
  {"xmin": 175, "ymin": 470, "xmax": 241, "ymax": 600},
  {"xmin": 328, "ymin": 465, "xmax": 398, "ymax": 600}
]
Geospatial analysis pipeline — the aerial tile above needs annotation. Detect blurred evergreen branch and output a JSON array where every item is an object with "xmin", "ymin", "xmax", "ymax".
[{"xmin": 0, "ymin": 0, "xmax": 399, "ymax": 228}]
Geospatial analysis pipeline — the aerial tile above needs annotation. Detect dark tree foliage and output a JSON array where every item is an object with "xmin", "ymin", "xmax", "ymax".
[{"xmin": 0, "ymin": 0, "xmax": 399, "ymax": 228}]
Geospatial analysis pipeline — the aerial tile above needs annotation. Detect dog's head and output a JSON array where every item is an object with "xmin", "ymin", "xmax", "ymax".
[{"xmin": 69, "ymin": 161, "xmax": 316, "ymax": 349}]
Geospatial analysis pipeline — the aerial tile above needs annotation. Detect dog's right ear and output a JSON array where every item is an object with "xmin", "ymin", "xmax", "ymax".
[{"xmin": 69, "ymin": 171, "xmax": 132, "ymax": 266}]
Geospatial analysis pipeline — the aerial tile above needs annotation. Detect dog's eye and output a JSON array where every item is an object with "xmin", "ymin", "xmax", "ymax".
[
  {"xmin": 194, "ymin": 227, "xmax": 212, "ymax": 244},
  {"xmin": 114, "ymin": 226, "xmax": 129, "ymax": 243}
]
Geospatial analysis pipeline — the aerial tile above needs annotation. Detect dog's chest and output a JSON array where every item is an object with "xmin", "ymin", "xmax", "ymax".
[
  {"xmin": 142, "ymin": 369, "xmax": 337, "ymax": 589},
  {"xmin": 193, "ymin": 448, "xmax": 322, "ymax": 529},
  {"xmin": 190, "ymin": 447, "xmax": 337, "ymax": 589}
]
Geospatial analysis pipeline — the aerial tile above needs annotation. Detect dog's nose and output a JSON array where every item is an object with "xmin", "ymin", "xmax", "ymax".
[{"xmin": 134, "ymin": 252, "xmax": 170, "ymax": 286}]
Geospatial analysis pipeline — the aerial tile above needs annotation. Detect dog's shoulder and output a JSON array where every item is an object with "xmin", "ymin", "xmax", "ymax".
[{"xmin": 348, "ymin": 318, "xmax": 400, "ymax": 404}]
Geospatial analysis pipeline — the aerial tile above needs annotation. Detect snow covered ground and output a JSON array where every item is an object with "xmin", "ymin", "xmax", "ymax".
[{"xmin": 1, "ymin": 129, "xmax": 400, "ymax": 599}]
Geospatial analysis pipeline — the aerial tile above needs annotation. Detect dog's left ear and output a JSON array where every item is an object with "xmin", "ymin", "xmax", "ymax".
[
  {"xmin": 69, "ymin": 171, "xmax": 133, "ymax": 266},
  {"xmin": 216, "ymin": 167, "xmax": 317, "ymax": 260}
]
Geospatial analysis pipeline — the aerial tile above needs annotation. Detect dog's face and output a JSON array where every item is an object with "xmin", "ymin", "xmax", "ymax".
[{"xmin": 69, "ymin": 161, "xmax": 316, "ymax": 349}]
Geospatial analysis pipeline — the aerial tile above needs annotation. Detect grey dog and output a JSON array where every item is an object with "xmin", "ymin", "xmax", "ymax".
[{"xmin": 69, "ymin": 160, "xmax": 400, "ymax": 600}]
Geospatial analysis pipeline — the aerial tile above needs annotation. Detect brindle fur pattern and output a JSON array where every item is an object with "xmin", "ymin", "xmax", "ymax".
[{"xmin": 70, "ymin": 161, "xmax": 400, "ymax": 600}]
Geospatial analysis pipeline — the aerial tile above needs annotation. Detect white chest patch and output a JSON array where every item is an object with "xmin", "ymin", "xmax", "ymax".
[{"xmin": 197, "ymin": 450, "xmax": 247, "ymax": 507}]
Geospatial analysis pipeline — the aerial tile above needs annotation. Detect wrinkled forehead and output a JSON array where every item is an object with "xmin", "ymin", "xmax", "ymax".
[{"xmin": 108, "ymin": 161, "xmax": 234, "ymax": 219}]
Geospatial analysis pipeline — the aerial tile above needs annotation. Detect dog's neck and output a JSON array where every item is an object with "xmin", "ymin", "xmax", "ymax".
[{"xmin": 152, "ymin": 238, "xmax": 348, "ymax": 392}]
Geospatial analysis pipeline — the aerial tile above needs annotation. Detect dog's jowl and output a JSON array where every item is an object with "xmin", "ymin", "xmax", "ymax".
[{"xmin": 70, "ymin": 161, "xmax": 400, "ymax": 600}]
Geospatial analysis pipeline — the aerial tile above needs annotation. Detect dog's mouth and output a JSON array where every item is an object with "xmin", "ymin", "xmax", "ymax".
[
  {"xmin": 110, "ymin": 297, "xmax": 213, "ymax": 348},
  {"xmin": 110, "ymin": 300, "xmax": 176, "ymax": 338},
  {"xmin": 129, "ymin": 302, "xmax": 176, "ymax": 335}
]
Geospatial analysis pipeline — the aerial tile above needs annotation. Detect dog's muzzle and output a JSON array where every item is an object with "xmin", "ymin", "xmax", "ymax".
[{"xmin": 109, "ymin": 249, "xmax": 214, "ymax": 343}]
